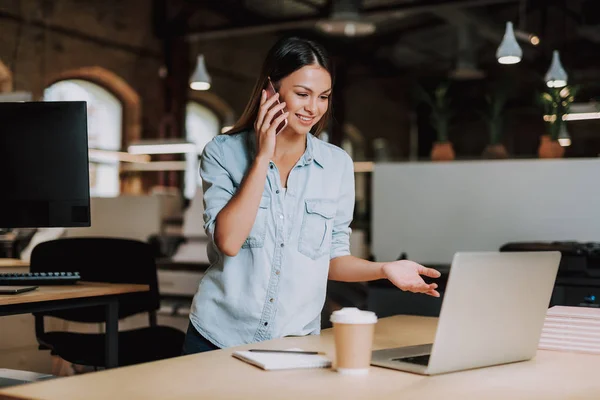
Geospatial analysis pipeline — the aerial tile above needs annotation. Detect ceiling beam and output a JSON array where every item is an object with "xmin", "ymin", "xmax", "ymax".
[
  {"xmin": 196, "ymin": 0, "xmax": 269, "ymax": 26},
  {"xmin": 184, "ymin": 0, "xmax": 520, "ymax": 41},
  {"xmin": 0, "ymin": 9, "xmax": 160, "ymax": 58},
  {"xmin": 433, "ymin": 8, "xmax": 503, "ymax": 42},
  {"xmin": 287, "ymin": 0, "xmax": 324, "ymax": 12},
  {"xmin": 160, "ymin": 1, "xmax": 206, "ymax": 38},
  {"xmin": 432, "ymin": 8, "xmax": 542, "ymax": 57}
]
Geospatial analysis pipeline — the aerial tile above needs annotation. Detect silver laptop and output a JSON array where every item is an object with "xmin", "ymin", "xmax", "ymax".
[{"xmin": 371, "ymin": 251, "xmax": 561, "ymax": 375}]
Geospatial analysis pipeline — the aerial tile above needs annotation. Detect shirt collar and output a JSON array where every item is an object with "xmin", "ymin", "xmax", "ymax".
[
  {"xmin": 303, "ymin": 133, "xmax": 325, "ymax": 168},
  {"xmin": 246, "ymin": 130, "xmax": 325, "ymax": 169}
]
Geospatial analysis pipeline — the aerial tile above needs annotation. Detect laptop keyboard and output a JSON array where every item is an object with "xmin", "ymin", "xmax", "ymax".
[{"xmin": 392, "ymin": 354, "xmax": 430, "ymax": 366}]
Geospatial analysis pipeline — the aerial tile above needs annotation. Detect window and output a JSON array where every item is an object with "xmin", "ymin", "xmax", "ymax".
[
  {"xmin": 44, "ymin": 80, "xmax": 122, "ymax": 197},
  {"xmin": 184, "ymin": 102, "xmax": 219, "ymax": 199}
]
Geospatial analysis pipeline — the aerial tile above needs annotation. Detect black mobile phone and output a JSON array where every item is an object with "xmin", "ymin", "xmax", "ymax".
[
  {"xmin": 0, "ymin": 286, "xmax": 38, "ymax": 294},
  {"xmin": 265, "ymin": 78, "xmax": 288, "ymax": 135}
]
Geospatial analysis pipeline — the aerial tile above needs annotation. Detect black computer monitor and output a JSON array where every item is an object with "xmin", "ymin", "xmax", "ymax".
[{"xmin": 0, "ymin": 101, "xmax": 91, "ymax": 228}]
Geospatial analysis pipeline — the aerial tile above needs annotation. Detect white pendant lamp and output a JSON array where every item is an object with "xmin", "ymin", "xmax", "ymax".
[
  {"xmin": 316, "ymin": 0, "xmax": 375, "ymax": 37},
  {"xmin": 190, "ymin": 55, "xmax": 211, "ymax": 91},
  {"xmin": 496, "ymin": 22, "xmax": 522, "ymax": 64},
  {"xmin": 557, "ymin": 123, "xmax": 571, "ymax": 147},
  {"xmin": 545, "ymin": 50, "xmax": 568, "ymax": 88}
]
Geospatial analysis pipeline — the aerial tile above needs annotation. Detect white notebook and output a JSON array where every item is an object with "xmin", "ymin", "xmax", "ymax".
[
  {"xmin": 232, "ymin": 348, "xmax": 331, "ymax": 371},
  {"xmin": 546, "ymin": 306, "xmax": 600, "ymax": 320},
  {"xmin": 538, "ymin": 306, "xmax": 600, "ymax": 355},
  {"xmin": 538, "ymin": 340, "xmax": 600, "ymax": 355}
]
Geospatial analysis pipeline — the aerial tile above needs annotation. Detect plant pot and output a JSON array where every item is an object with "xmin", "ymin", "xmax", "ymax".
[
  {"xmin": 431, "ymin": 142, "xmax": 455, "ymax": 161},
  {"xmin": 538, "ymin": 135, "xmax": 565, "ymax": 159},
  {"xmin": 482, "ymin": 144, "xmax": 508, "ymax": 159}
]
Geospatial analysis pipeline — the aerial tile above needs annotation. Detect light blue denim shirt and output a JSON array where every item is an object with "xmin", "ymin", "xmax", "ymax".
[{"xmin": 190, "ymin": 130, "xmax": 355, "ymax": 348}]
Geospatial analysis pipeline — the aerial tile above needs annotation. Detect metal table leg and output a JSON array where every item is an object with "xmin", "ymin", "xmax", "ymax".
[{"xmin": 105, "ymin": 298, "xmax": 119, "ymax": 368}]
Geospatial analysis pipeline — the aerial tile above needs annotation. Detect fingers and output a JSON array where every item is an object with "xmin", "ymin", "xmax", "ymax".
[
  {"xmin": 255, "ymin": 90, "xmax": 269, "ymax": 131},
  {"xmin": 401, "ymin": 282, "xmax": 437, "ymax": 293},
  {"xmin": 406, "ymin": 284, "xmax": 439, "ymax": 297},
  {"xmin": 268, "ymin": 111, "xmax": 289, "ymax": 136},
  {"xmin": 259, "ymin": 89, "xmax": 268, "ymax": 106},
  {"xmin": 401, "ymin": 282, "xmax": 429, "ymax": 293},
  {"xmin": 263, "ymin": 102, "xmax": 286, "ymax": 131},
  {"xmin": 418, "ymin": 265, "xmax": 441, "ymax": 278},
  {"xmin": 256, "ymin": 91, "xmax": 281, "ymax": 133},
  {"xmin": 419, "ymin": 282, "xmax": 439, "ymax": 297}
]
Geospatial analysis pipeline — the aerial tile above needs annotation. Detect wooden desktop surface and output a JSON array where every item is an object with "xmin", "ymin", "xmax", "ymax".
[
  {"xmin": 0, "ymin": 259, "xmax": 29, "ymax": 269},
  {"xmin": 0, "ymin": 314, "xmax": 598, "ymax": 399},
  {"xmin": 0, "ymin": 282, "xmax": 149, "ymax": 306}
]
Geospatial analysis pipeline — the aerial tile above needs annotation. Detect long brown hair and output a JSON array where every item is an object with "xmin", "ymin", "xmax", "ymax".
[{"xmin": 227, "ymin": 36, "xmax": 334, "ymax": 137}]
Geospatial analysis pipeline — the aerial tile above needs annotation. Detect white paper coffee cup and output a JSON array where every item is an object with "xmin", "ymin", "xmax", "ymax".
[{"xmin": 330, "ymin": 308, "xmax": 377, "ymax": 375}]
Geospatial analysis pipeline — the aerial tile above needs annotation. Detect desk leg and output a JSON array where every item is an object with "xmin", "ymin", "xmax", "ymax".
[{"xmin": 105, "ymin": 299, "xmax": 119, "ymax": 368}]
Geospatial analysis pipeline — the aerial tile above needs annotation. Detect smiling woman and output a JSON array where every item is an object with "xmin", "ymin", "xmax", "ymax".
[
  {"xmin": 228, "ymin": 36, "xmax": 334, "ymax": 137},
  {"xmin": 182, "ymin": 36, "xmax": 441, "ymax": 356},
  {"xmin": 281, "ymin": 68, "xmax": 332, "ymax": 133}
]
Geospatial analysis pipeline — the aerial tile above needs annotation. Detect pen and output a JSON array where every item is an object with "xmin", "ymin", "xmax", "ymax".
[{"xmin": 248, "ymin": 349, "xmax": 325, "ymax": 355}]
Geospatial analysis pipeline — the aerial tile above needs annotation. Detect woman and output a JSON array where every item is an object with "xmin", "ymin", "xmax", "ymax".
[{"xmin": 182, "ymin": 36, "xmax": 440, "ymax": 355}]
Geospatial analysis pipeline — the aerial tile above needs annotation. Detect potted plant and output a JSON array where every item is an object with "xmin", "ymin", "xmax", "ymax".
[
  {"xmin": 480, "ymin": 84, "xmax": 511, "ymax": 159},
  {"xmin": 537, "ymin": 85, "xmax": 578, "ymax": 158},
  {"xmin": 414, "ymin": 82, "xmax": 455, "ymax": 161}
]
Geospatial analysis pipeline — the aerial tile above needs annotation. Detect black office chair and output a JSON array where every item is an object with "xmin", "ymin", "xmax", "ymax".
[{"xmin": 30, "ymin": 237, "xmax": 185, "ymax": 368}]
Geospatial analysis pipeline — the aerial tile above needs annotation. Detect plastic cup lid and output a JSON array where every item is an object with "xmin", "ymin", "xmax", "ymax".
[{"xmin": 330, "ymin": 307, "xmax": 377, "ymax": 324}]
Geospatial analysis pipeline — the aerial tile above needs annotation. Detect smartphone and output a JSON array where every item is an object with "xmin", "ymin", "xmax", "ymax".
[
  {"xmin": 265, "ymin": 78, "xmax": 288, "ymax": 135},
  {"xmin": 0, "ymin": 285, "xmax": 38, "ymax": 294}
]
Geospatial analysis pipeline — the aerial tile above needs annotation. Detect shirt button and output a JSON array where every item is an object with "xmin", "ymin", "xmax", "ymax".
[
  {"xmin": 264, "ymin": 322, "xmax": 268, "ymax": 326},
  {"xmin": 269, "ymin": 298, "xmax": 274, "ymax": 303},
  {"xmin": 307, "ymin": 158, "xmax": 312, "ymax": 162},
  {"xmin": 279, "ymin": 214, "xmax": 284, "ymax": 219},
  {"xmin": 275, "ymin": 270, "xmax": 280, "ymax": 275},
  {"xmin": 276, "ymin": 189, "xmax": 280, "ymax": 194},
  {"xmin": 280, "ymin": 243, "xmax": 284, "ymax": 247},
  {"xmin": 269, "ymin": 164, "xmax": 274, "ymax": 169}
]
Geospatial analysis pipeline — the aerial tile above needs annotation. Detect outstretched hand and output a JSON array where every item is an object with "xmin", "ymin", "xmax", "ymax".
[{"xmin": 382, "ymin": 260, "xmax": 441, "ymax": 297}]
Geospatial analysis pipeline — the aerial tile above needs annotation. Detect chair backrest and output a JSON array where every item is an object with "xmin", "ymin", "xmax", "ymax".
[{"xmin": 30, "ymin": 237, "xmax": 160, "ymax": 323}]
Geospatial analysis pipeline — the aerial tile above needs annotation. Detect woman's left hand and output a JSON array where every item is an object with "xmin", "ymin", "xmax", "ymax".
[{"xmin": 382, "ymin": 260, "xmax": 441, "ymax": 297}]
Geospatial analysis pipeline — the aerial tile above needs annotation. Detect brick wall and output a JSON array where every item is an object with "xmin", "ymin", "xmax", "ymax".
[
  {"xmin": 0, "ymin": 0, "xmax": 164, "ymax": 141},
  {"xmin": 0, "ymin": 1, "xmax": 584, "ymax": 163}
]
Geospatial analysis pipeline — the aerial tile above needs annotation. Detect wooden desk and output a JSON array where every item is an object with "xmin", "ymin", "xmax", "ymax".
[
  {"xmin": 0, "ymin": 259, "xmax": 29, "ymax": 269},
  {"xmin": 1, "ymin": 314, "xmax": 598, "ymax": 399},
  {"xmin": 0, "ymin": 282, "xmax": 148, "ymax": 369}
]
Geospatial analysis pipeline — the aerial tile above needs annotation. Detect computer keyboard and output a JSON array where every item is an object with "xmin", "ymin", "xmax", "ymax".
[
  {"xmin": 0, "ymin": 272, "xmax": 81, "ymax": 286},
  {"xmin": 392, "ymin": 354, "xmax": 431, "ymax": 366}
]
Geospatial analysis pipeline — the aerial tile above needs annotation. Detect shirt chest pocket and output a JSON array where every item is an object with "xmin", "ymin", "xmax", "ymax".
[
  {"xmin": 242, "ymin": 195, "xmax": 271, "ymax": 248},
  {"xmin": 298, "ymin": 199, "xmax": 336, "ymax": 260}
]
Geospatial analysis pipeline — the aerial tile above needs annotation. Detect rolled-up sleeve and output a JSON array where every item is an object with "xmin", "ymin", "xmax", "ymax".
[
  {"xmin": 330, "ymin": 153, "xmax": 355, "ymax": 259},
  {"xmin": 199, "ymin": 138, "xmax": 235, "ymax": 240}
]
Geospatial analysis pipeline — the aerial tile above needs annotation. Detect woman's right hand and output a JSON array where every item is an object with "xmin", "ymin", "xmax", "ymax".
[{"xmin": 254, "ymin": 90, "xmax": 289, "ymax": 161}]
